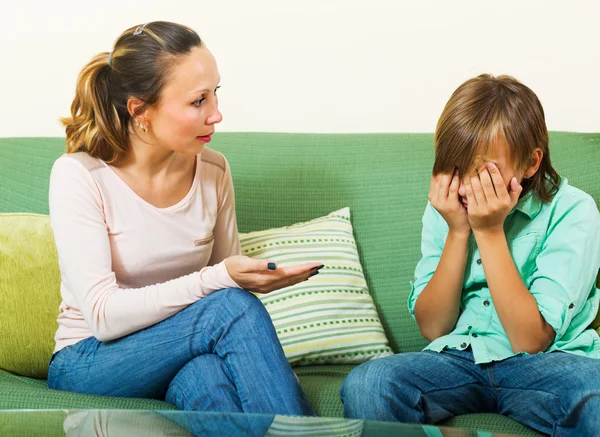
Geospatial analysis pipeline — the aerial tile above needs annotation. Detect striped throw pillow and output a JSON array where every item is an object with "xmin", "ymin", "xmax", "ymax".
[
  {"xmin": 266, "ymin": 416, "xmax": 363, "ymax": 437},
  {"xmin": 240, "ymin": 207, "xmax": 393, "ymax": 365}
]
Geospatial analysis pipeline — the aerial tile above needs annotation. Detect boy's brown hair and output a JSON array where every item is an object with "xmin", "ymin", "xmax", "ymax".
[{"xmin": 433, "ymin": 74, "xmax": 560, "ymax": 202}]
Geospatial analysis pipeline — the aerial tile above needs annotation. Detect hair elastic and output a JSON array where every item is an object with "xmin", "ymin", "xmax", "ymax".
[{"xmin": 133, "ymin": 23, "xmax": 148, "ymax": 36}]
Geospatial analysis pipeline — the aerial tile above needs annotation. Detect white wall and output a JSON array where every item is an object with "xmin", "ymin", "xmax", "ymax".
[{"xmin": 2, "ymin": 0, "xmax": 598, "ymax": 136}]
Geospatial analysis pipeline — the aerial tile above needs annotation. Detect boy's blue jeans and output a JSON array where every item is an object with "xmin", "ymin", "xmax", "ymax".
[
  {"xmin": 48, "ymin": 288, "xmax": 314, "ymax": 416},
  {"xmin": 341, "ymin": 348, "xmax": 600, "ymax": 436}
]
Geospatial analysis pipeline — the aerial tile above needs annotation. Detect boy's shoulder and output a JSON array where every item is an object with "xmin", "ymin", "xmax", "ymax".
[
  {"xmin": 552, "ymin": 178, "xmax": 598, "ymax": 211},
  {"xmin": 545, "ymin": 178, "xmax": 600, "ymax": 224}
]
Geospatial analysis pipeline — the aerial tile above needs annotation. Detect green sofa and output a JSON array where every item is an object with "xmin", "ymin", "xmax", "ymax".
[{"xmin": 1, "ymin": 133, "xmax": 599, "ymax": 436}]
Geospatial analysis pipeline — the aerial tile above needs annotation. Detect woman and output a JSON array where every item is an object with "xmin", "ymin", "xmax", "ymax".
[{"xmin": 48, "ymin": 21, "xmax": 321, "ymax": 416}]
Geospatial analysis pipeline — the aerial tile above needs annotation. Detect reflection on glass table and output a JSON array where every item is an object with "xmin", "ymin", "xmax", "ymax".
[{"xmin": 0, "ymin": 409, "xmax": 524, "ymax": 437}]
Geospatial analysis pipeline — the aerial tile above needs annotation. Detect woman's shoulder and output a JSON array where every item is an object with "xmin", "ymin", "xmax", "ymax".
[
  {"xmin": 49, "ymin": 153, "xmax": 108, "ymax": 211},
  {"xmin": 198, "ymin": 147, "xmax": 229, "ymax": 173},
  {"xmin": 52, "ymin": 152, "xmax": 105, "ymax": 175},
  {"xmin": 50, "ymin": 152, "xmax": 108, "ymax": 199}
]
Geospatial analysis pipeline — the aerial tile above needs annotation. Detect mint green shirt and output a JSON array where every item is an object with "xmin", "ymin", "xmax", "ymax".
[{"xmin": 408, "ymin": 178, "xmax": 600, "ymax": 364}]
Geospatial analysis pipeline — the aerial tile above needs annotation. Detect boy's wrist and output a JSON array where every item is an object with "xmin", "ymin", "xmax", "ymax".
[
  {"xmin": 447, "ymin": 229, "xmax": 471, "ymax": 241},
  {"xmin": 473, "ymin": 226, "xmax": 506, "ymax": 244}
]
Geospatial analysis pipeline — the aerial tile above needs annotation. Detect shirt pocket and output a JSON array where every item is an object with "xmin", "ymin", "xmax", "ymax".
[
  {"xmin": 507, "ymin": 232, "xmax": 541, "ymax": 285},
  {"xmin": 191, "ymin": 233, "xmax": 215, "ymax": 267},
  {"xmin": 193, "ymin": 233, "xmax": 215, "ymax": 247}
]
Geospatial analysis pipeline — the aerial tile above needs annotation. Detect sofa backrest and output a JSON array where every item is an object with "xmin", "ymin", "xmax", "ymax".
[{"xmin": 1, "ymin": 133, "xmax": 599, "ymax": 368}]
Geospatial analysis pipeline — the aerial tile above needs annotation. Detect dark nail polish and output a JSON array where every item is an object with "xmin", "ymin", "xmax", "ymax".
[
  {"xmin": 267, "ymin": 262, "xmax": 277, "ymax": 271},
  {"xmin": 310, "ymin": 270, "xmax": 320, "ymax": 277},
  {"xmin": 313, "ymin": 264, "xmax": 325, "ymax": 271}
]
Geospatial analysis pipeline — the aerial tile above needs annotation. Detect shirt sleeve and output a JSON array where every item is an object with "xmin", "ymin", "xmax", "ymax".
[
  {"xmin": 407, "ymin": 202, "xmax": 449, "ymax": 317},
  {"xmin": 208, "ymin": 157, "xmax": 242, "ymax": 265},
  {"xmin": 49, "ymin": 156, "xmax": 238, "ymax": 342},
  {"xmin": 529, "ymin": 194, "xmax": 600, "ymax": 340}
]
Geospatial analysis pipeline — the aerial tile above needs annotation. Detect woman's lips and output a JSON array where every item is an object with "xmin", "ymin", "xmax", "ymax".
[{"xmin": 196, "ymin": 134, "xmax": 212, "ymax": 143}]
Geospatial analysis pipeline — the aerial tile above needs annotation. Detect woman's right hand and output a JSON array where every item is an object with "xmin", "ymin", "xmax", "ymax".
[
  {"xmin": 224, "ymin": 255, "xmax": 324, "ymax": 294},
  {"xmin": 429, "ymin": 170, "xmax": 471, "ymax": 236}
]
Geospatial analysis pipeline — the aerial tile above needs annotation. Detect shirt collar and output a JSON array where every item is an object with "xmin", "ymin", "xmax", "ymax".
[{"xmin": 514, "ymin": 190, "xmax": 543, "ymax": 220}]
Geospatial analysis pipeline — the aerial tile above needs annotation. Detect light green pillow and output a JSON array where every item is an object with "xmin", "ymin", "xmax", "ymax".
[
  {"xmin": 240, "ymin": 207, "xmax": 394, "ymax": 365},
  {"xmin": 0, "ymin": 214, "xmax": 61, "ymax": 378}
]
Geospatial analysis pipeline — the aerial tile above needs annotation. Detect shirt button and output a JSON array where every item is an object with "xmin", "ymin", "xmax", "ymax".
[
  {"xmin": 483, "ymin": 300, "xmax": 490, "ymax": 307},
  {"xmin": 472, "ymin": 333, "xmax": 478, "ymax": 338},
  {"xmin": 468, "ymin": 325, "xmax": 472, "ymax": 330},
  {"xmin": 569, "ymin": 303, "xmax": 575, "ymax": 309},
  {"xmin": 476, "ymin": 258, "xmax": 482, "ymax": 265},
  {"xmin": 460, "ymin": 342, "xmax": 467, "ymax": 348}
]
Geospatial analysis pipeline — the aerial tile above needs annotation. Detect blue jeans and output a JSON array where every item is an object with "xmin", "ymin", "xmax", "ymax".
[
  {"xmin": 48, "ymin": 288, "xmax": 314, "ymax": 416},
  {"xmin": 341, "ymin": 348, "xmax": 600, "ymax": 436}
]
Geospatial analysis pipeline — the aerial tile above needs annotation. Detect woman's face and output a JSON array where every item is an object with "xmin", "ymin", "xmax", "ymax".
[
  {"xmin": 457, "ymin": 135, "xmax": 525, "ymax": 209},
  {"xmin": 145, "ymin": 46, "xmax": 223, "ymax": 156}
]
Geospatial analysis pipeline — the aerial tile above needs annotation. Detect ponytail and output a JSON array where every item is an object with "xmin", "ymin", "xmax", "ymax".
[{"xmin": 61, "ymin": 53, "xmax": 129, "ymax": 164}]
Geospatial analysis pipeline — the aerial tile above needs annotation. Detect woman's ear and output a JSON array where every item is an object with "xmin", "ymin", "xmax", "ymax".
[
  {"xmin": 127, "ymin": 97, "xmax": 146, "ymax": 119},
  {"xmin": 127, "ymin": 97, "xmax": 150, "ymax": 131},
  {"xmin": 524, "ymin": 148, "xmax": 543, "ymax": 178}
]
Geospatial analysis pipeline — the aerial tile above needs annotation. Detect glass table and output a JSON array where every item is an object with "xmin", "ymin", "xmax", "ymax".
[{"xmin": 0, "ymin": 409, "xmax": 523, "ymax": 437}]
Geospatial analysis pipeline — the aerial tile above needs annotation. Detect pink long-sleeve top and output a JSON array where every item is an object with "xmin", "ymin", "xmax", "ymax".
[{"xmin": 48, "ymin": 148, "xmax": 241, "ymax": 353}]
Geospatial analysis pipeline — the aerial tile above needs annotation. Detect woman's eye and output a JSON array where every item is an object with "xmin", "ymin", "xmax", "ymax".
[{"xmin": 193, "ymin": 87, "xmax": 220, "ymax": 106}]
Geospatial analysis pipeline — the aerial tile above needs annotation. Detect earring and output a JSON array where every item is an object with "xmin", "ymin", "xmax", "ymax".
[{"xmin": 136, "ymin": 120, "xmax": 148, "ymax": 133}]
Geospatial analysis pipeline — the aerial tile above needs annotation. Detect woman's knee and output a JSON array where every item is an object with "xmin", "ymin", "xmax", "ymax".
[
  {"xmin": 166, "ymin": 354, "xmax": 242, "ymax": 412},
  {"xmin": 214, "ymin": 287, "xmax": 271, "ymax": 322},
  {"xmin": 165, "ymin": 355, "xmax": 227, "ymax": 407},
  {"xmin": 184, "ymin": 287, "xmax": 269, "ymax": 326}
]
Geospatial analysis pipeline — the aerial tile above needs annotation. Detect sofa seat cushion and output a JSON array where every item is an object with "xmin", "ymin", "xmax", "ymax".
[
  {"xmin": 0, "ymin": 370, "xmax": 175, "ymax": 410},
  {"xmin": 2, "ymin": 368, "xmax": 543, "ymax": 435},
  {"xmin": 442, "ymin": 414, "xmax": 543, "ymax": 436}
]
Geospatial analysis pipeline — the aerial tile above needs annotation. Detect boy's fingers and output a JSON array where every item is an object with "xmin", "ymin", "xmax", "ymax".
[
  {"xmin": 448, "ymin": 171, "xmax": 460, "ymax": 200},
  {"xmin": 470, "ymin": 174, "xmax": 486, "ymax": 206},
  {"xmin": 486, "ymin": 162, "xmax": 509, "ymax": 201},
  {"xmin": 429, "ymin": 175, "xmax": 440, "ymax": 202},
  {"xmin": 478, "ymin": 168, "xmax": 496, "ymax": 201},
  {"xmin": 463, "ymin": 177, "xmax": 477, "ymax": 209},
  {"xmin": 439, "ymin": 173, "xmax": 452, "ymax": 201},
  {"xmin": 508, "ymin": 177, "xmax": 523, "ymax": 205}
]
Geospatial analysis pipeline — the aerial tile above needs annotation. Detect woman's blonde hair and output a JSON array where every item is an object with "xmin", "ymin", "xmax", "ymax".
[
  {"xmin": 433, "ymin": 74, "xmax": 560, "ymax": 202},
  {"xmin": 62, "ymin": 21, "xmax": 202, "ymax": 164}
]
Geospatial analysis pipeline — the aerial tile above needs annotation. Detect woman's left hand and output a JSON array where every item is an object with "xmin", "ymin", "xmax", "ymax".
[{"xmin": 464, "ymin": 162, "xmax": 522, "ymax": 234}]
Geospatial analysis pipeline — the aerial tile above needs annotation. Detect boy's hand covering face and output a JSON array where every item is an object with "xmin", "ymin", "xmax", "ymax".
[
  {"xmin": 428, "ymin": 170, "xmax": 471, "ymax": 236},
  {"xmin": 463, "ymin": 162, "xmax": 522, "ymax": 232}
]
